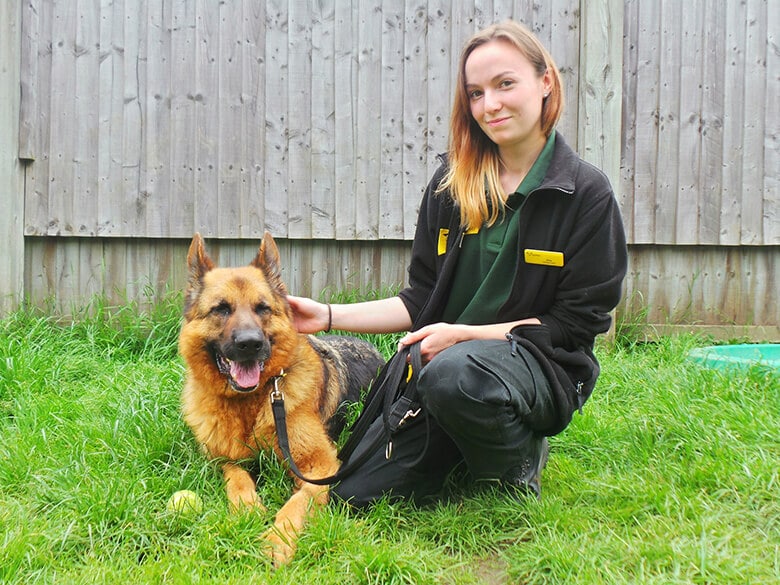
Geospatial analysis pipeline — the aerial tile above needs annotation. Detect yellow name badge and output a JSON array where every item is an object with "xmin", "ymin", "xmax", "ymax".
[
  {"xmin": 437, "ymin": 229, "xmax": 449, "ymax": 255},
  {"xmin": 524, "ymin": 248, "xmax": 564, "ymax": 267}
]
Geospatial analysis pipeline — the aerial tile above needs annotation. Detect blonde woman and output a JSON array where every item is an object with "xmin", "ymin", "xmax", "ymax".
[{"xmin": 289, "ymin": 20, "xmax": 627, "ymax": 504}]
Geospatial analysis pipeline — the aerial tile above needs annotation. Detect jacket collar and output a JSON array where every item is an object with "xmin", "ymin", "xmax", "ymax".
[{"xmin": 534, "ymin": 131, "xmax": 579, "ymax": 196}]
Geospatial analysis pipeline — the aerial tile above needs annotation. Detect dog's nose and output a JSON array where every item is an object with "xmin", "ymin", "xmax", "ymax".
[{"xmin": 232, "ymin": 330, "xmax": 265, "ymax": 358}]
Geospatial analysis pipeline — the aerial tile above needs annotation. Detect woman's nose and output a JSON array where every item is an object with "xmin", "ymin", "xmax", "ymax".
[{"xmin": 484, "ymin": 90, "xmax": 501, "ymax": 112}]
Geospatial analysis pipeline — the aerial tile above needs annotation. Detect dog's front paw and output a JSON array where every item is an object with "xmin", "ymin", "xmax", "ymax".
[
  {"xmin": 262, "ymin": 525, "xmax": 297, "ymax": 567},
  {"xmin": 223, "ymin": 463, "xmax": 266, "ymax": 513},
  {"xmin": 228, "ymin": 491, "xmax": 267, "ymax": 514}
]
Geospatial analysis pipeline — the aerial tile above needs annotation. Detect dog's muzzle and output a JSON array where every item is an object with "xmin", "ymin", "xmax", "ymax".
[{"xmin": 212, "ymin": 330, "xmax": 271, "ymax": 392}]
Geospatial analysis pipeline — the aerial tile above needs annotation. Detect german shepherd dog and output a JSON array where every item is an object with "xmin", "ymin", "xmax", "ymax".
[{"xmin": 179, "ymin": 232, "xmax": 383, "ymax": 565}]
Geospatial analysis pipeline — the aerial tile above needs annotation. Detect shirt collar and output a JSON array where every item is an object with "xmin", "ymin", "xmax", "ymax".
[{"xmin": 514, "ymin": 130, "xmax": 557, "ymax": 197}]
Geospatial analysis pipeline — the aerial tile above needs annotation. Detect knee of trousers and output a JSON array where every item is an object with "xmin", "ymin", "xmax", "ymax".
[{"xmin": 417, "ymin": 341, "xmax": 507, "ymax": 420}]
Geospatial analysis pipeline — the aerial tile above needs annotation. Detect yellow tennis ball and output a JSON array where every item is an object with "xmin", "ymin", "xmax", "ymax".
[{"xmin": 166, "ymin": 490, "xmax": 203, "ymax": 515}]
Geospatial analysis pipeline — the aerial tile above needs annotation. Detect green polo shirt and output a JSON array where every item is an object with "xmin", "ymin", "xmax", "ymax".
[{"xmin": 441, "ymin": 131, "xmax": 556, "ymax": 324}]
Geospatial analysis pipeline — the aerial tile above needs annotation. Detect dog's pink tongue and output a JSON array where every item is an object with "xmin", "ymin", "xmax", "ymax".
[{"xmin": 230, "ymin": 362, "xmax": 261, "ymax": 389}]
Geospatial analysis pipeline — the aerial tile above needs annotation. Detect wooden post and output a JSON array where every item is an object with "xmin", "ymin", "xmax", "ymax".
[{"xmin": 0, "ymin": 0, "xmax": 25, "ymax": 313}]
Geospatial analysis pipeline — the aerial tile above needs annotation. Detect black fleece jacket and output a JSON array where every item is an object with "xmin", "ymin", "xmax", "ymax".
[{"xmin": 398, "ymin": 133, "xmax": 628, "ymax": 435}]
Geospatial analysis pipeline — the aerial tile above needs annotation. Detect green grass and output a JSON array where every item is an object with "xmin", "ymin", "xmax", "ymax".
[{"xmin": 0, "ymin": 296, "xmax": 778, "ymax": 584}]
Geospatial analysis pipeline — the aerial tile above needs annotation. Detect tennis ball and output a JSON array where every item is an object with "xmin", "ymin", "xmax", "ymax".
[{"xmin": 166, "ymin": 490, "xmax": 203, "ymax": 515}]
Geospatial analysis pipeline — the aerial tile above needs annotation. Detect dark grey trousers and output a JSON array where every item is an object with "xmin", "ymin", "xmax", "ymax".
[{"xmin": 331, "ymin": 338, "xmax": 557, "ymax": 506}]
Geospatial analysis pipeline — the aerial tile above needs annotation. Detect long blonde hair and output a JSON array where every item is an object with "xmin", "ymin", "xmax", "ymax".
[{"xmin": 437, "ymin": 21, "xmax": 564, "ymax": 231}]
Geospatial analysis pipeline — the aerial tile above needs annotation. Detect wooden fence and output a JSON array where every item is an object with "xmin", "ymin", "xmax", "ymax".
[{"xmin": 1, "ymin": 0, "xmax": 778, "ymax": 338}]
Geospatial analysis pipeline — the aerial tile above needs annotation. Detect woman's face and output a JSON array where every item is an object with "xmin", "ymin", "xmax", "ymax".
[{"xmin": 464, "ymin": 39, "xmax": 551, "ymax": 153}]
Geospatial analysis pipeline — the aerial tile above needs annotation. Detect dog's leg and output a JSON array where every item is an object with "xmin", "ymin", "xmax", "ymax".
[
  {"xmin": 263, "ymin": 480, "xmax": 332, "ymax": 566},
  {"xmin": 262, "ymin": 418, "xmax": 339, "ymax": 566},
  {"xmin": 223, "ymin": 462, "xmax": 266, "ymax": 512}
]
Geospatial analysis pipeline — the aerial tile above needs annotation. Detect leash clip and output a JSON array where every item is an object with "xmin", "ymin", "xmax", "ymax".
[{"xmin": 269, "ymin": 369, "xmax": 285, "ymax": 403}]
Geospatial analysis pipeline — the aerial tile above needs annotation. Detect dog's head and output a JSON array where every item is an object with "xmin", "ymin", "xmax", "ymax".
[{"xmin": 180, "ymin": 231, "xmax": 296, "ymax": 393}]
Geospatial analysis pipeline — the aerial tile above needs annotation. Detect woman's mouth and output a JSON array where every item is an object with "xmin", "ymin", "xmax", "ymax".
[{"xmin": 487, "ymin": 116, "xmax": 510, "ymax": 127}]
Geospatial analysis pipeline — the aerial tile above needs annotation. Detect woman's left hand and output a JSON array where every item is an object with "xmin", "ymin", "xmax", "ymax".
[
  {"xmin": 398, "ymin": 323, "xmax": 470, "ymax": 363},
  {"xmin": 398, "ymin": 317, "xmax": 542, "ymax": 363}
]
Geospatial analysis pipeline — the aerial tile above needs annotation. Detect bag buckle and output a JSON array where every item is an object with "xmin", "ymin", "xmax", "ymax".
[
  {"xmin": 398, "ymin": 408, "xmax": 421, "ymax": 427},
  {"xmin": 385, "ymin": 408, "xmax": 422, "ymax": 460}
]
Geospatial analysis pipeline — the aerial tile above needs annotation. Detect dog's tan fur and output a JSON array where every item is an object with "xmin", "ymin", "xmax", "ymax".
[{"xmin": 179, "ymin": 232, "xmax": 382, "ymax": 565}]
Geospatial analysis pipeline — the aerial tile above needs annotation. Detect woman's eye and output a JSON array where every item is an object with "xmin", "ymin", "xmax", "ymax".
[{"xmin": 468, "ymin": 89, "xmax": 483, "ymax": 100}]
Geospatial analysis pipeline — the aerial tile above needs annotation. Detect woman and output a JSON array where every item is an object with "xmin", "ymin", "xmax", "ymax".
[{"xmin": 289, "ymin": 20, "xmax": 627, "ymax": 505}]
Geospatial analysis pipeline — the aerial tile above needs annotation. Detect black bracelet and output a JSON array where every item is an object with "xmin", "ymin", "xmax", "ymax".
[{"xmin": 325, "ymin": 304, "xmax": 332, "ymax": 333}]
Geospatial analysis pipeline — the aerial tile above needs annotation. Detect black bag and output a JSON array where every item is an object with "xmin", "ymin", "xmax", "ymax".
[{"xmin": 271, "ymin": 341, "xmax": 427, "ymax": 486}]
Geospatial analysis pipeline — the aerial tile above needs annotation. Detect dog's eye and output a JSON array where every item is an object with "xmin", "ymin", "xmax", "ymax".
[
  {"xmin": 254, "ymin": 302, "xmax": 271, "ymax": 316},
  {"xmin": 211, "ymin": 301, "xmax": 232, "ymax": 317}
]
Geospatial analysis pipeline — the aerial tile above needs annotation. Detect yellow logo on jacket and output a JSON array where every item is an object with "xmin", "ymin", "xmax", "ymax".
[
  {"xmin": 437, "ymin": 229, "xmax": 449, "ymax": 255},
  {"xmin": 438, "ymin": 227, "xmax": 480, "ymax": 255}
]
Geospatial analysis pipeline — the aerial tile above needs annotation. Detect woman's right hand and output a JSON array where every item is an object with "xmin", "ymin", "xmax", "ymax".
[{"xmin": 286, "ymin": 295, "xmax": 330, "ymax": 334}]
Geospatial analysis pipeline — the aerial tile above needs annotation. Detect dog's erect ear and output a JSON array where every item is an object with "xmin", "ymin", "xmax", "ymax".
[
  {"xmin": 253, "ymin": 231, "xmax": 288, "ymax": 296},
  {"xmin": 187, "ymin": 233, "xmax": 215, "ymax": 281},
  {"xmin": 184, "ymin": 233, "xmax": 215, "ymax": 313}
]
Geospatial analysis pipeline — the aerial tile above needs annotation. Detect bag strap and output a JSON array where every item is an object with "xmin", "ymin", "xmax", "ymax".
[
  {"xmin": 381, "ymin": 342, "xmax": 430, "ymax": 465},
  {"xmin": 271, "ymin": 342, "xmax": 420, "ymax": 486}
]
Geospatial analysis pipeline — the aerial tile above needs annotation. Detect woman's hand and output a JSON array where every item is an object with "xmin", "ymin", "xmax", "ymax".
[
  {"xmin": 286, "ymin": 295, "xmax": 330, "ymax": 334},
  {"xmin": 398, "ymin": 323, "xmax": 471, "ymax": 363},
  {"xmin": 398, "ymin": 317, "xmax": 543, "ymax": 363}
]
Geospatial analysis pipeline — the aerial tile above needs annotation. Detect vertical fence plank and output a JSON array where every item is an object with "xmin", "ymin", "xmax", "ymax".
[
  {"xmin": 402, "ymin": 0, "xmax": 427, "ymax": 238},
  {"xmin": 73, "ymin": 0, "xmax": 100, "ymax": 237},
  {"xmin": 48, "ymin": 0, "xmax": 77, "ymax": 235},
  {"xmin": 765, "ymin": 0, "xmax": 779, "ymax": 244},
  {"xmin": 355, "ymin": 0, "xmax": 381, "ymax": 239},
  {"xmin": 620, "ymin": 0, "xmax": 638, "ymax": 241},
  {"xmin": 168, "ymin": 0, "xmax": 197, "ymax": 236},
  {"xmin": 739, "ymin": 0, "xmax": 767, "ymax": 245},
  {"xmin": 675, "ymin": 0, "xmax": 703, "ymax": 244},
  {"xmin": 311, "ymin": 0, "xmax": 336, "ymax": 238},
  {"xmin": 426, "ymin": 0, "xmax": 452, "ymax": 179},
  {"xmin": 378, "ymin": 1, "xmax": 404, "ymax": 239},
  {"xmin": 287, "ymin": 0, "xmax": 312, "ymax": 238},
  {"xmin": 123, "ymin": 0, "xmax": 146, "ymax": 236},
  {"xmin": 216, "ymin": 0, "xmax": 240, "ymax": 237},
  {"xmin": 0, "ymin": 0, "xmax": 25, "ymax": 311},
  {"xmin": 241, "ymin": 0, "xmax": 267, "ymax": 238},
  {"xmin": 334, "ymin": 0, "xmax": 356, "ymax": 239},
  {"xmin": 144, "ymin": 0, "xmax": 172, "ymax": 237},
  {"xmin": 547, "ymin": 0, "xmax": 580, "ymax": 144},
  {"xmin": 720, "ymin": 0, "xmax": 746, "ymax": 245},
  {"xmin": 698, "ymin": 0, "xmax": 725, "ymax": 244},
  {"xmin": 579, "ymin": 0, "xmax": 623, "ymax": 198},
  {"xmin": 97, "ymin": 0, "xmax": 120, "ymax": 235},
  {"xmin": 18, "ymin": 0, "xmax": 38, "ymax": 161},
  {"xmin": 263, "ymin": 0, "xmax": 289, "ymax": 235},
  {"xmin": 192, "ymin": 0, "xmax": 220, "ymax": 236},
  {"xmin": 22, "ymin": 0, "xmax": 50, "ymax": 236},
  {"xmin": 652, "ymin": 0, "xmax": 680, "ymax": 244},
  {"xmin": 632, "ymin": 0, "xmax": 660, "ymax": 243}
]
